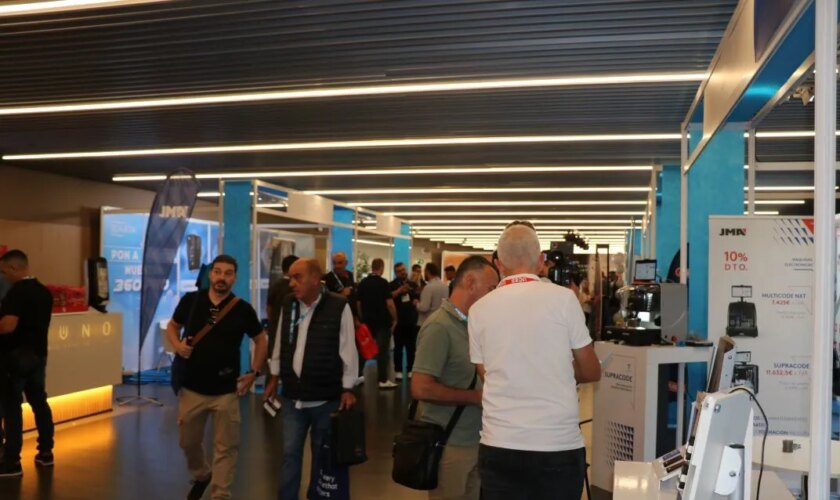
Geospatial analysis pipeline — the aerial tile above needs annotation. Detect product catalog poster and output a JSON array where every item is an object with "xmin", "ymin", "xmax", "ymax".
[
  {"xmin": 102, "ymin": 212, "xmax": 218, "ymax": 372},
  {"xmin": 708, "ymin": 216, "xmax": 814, "ymax": 436}
]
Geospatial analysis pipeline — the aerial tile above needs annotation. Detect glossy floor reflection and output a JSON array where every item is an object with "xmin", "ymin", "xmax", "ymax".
[{"xmin": 0, "ymin": 368, "xmax": 594, "ymax": 500}]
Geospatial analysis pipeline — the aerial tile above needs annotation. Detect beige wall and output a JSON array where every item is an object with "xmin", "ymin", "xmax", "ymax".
[{"xmin": 0, "ymin": 165, "xmax": 161, "ymax": 285}]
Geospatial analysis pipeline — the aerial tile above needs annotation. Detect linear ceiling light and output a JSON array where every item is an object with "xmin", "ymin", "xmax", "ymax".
[
  {"xmin": 743, "ymin": 200, "xmax": 806, "ymax": 205},
  {"xmin": 406, "ymin": 219, "xmax": 634, "ymax": 224},
  {"xmin": 0, "ymin": 0, "xmax": 167, "ymax": 16},
  {"xmin": 3, "ymin": 135, "xmax": 680, "ymax": 161},
  {"xmin": 389, "ymin": 211, "xmax": 645, "ymax": 216},
  {"xmin": 412, "ymin": 225, "xmax": 633, "ymax": 230},
  {"xmin": 307, "ymin": 187, "xmax": 649, "ymax": 196},
  {"xmin": 353, "ymin": 238, "xmax": 393, "ymax": 248},
  {"xmin": 352, "ymin": 200, "xmax": 647, "ymax": 208},
  {"xmin": 112, "ymin": 164, "xmax": 653, "ymax": 182},
  {"xmin": 0, "ymin": 73, "xmax": 705, "ymax": 116}
]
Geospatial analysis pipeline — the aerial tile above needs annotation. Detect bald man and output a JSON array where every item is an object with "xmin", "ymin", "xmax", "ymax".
[
  {"xmin": 323, "ymin": 252, "xmax": 359, "ymax": 323},
  {"xmin": 266, "ymin": 258, "xmax": 358, "ymax": 500},
  {"xmin": 468, "ymin": 224, "xmax": 600, "ymax": 500}
]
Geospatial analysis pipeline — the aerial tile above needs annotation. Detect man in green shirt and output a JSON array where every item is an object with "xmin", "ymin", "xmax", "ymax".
[{"xmin": 411, "ymin": 256, "xmax": 499, "ymax": 500}]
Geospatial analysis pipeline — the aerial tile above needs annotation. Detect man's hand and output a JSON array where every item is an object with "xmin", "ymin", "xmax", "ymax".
[
  {"xmin": 175, "ymin": 340, "xmax": 193, "ymax": 359},
  {"xmin": 339, "ymin": 391, "xmax": 356, "ymax": 410},
  {"xmin": 236, "ymin": 372, "xmax": 258, "ymax": 396},
  {"xmin": 264, "ymin": 376, "xmax": 278, "ymax": 402},
  {"xmin": 340, "ymin": 287, "xmax": 353, "ymax": 297}
]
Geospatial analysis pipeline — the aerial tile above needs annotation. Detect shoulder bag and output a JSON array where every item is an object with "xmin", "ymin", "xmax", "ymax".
[
  {"xmin": 391, "ymin": 370, "xmax": 478, "ymax": 490},
  {"xmin": 170, "ymin": 296, "xmax": 240, "ymax": 395}
]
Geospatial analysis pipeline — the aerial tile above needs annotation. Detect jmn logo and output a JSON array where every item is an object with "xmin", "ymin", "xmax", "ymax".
[
  {"xmin": 159, "ymin": 205, "xmax": 189, "ymax": 218},
  {"xmin": 719, "ymin": 228, "xmax": 747, "ymax": 236}
]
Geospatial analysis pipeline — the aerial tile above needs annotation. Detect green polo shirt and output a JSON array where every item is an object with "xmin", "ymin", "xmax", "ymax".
[{"xmin": 413, "ymin": 300, "xmax": 482, "ymax": 447}]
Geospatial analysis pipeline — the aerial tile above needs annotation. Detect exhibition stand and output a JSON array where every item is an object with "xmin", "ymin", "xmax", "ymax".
[
  {"xmin": 591, "ymin": 343, "xmax": 711, "ymax": 494},
  {"xmin": 24, "ymin": 311, "xmax": 123, "ymax": 431},
  {"xmin": 616, "ymin": 1, "xmax": 836, "ymax": 497}
]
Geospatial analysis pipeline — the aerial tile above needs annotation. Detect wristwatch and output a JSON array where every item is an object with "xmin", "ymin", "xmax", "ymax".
[{"xmin": 245, "ymin": 369, "xmax": 261, "ymax": 377}]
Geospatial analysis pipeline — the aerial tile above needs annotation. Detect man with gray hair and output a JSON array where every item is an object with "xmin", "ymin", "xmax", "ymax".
[{"xmin": 468, "ymin": 224, "xmax": 601, "ymax": 500}]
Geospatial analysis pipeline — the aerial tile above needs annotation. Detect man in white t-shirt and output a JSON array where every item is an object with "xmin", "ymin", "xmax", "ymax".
[{"xmin": 468, "ymin": 224, "xmax": 601, "ymax": 500}]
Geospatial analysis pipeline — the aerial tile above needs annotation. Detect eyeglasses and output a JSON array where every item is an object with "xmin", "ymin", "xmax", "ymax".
[{"xmin": 504, "ymin": 220, "xmax": 536, "ymax": 230}]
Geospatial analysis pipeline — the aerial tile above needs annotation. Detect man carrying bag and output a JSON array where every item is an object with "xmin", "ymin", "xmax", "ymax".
[{"xmin": 393, "ymin": 256, "xmax": 498, "ymax": 499}]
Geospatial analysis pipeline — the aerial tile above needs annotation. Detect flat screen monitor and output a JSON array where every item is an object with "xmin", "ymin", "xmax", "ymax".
[
  {"xmin": 634, "ymin": 259, "xmax": 656, "ymax": 282},
  {"xmin": 731, "ymin": 285, "xmax": 752, "ymax": 299}
]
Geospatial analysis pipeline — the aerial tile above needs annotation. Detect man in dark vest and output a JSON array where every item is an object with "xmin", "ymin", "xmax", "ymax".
[{"xmin": 265, "ymin": 258, "xmax": 358, "ymax": 500}]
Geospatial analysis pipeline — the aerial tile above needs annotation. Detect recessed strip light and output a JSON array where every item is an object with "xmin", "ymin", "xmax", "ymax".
[
  {"xmin": 744, "ymin": 211, "xmax": 779, "ymax": 215},
  {"xmin": 0, "ymin": 0, "xmax": 167, "ymax": 17},
  {"xmin": 743, "ymin": 200, "xmax": 806, "ymax": 205},
  {"xmin": 353, "ymin": 238, "xmax": 393, "ymax": 248},
  {"xmin": 406, "ymin": 219, "xmax": 634, "ymax": 224},
  {"xmin": 3, "ymin": 135, "xmax": 680, "ymax": 161},
  {"xmin": 308, "ymin": 187, "xmax": 649, "ymax": 196},
  {"xmin": 412, "ymin": 225, "xmax": 633, "ymax": 230},
  {"xmin": 112, "ymin": 164, "xmax": 654, "ymax": 182},
  {"xmin": 352, "ymin": 200, "xmax": 647, "ymax": 208},
  {"xmin": 389, "ymin": 211, "xmax": 645, "ymax": 216},
  {"xmin": 0, "ymin": 73, "xmax": 705, "ymax": 116}
]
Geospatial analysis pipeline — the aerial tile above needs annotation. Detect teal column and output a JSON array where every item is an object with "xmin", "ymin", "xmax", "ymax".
[
  {"xmin": 393, "ymin": 223, "xmax": 411, "ymax": 270},
  {"xmin": 332, "ymin": 206, "xmax": 355, "ymax": 271},
  {"xmin": 656, "ymin": 165, "xmax": 681, "ymax": 278},
  {"xmin": 222, "ymin": 181, "xmax": 253, "ymax": 372},
  {"xmin": 685, "ymin": 129, "xmax": 744, "ymax": 416},
  {"xmin": 687, "ymin": 129, "xmax": 745, "ymax": 337}
]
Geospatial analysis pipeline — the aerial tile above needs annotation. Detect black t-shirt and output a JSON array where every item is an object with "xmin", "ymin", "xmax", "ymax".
[
  {"xmin": 323, "ymin": 270, "xmax": 358, "ymax": 318},
  {"xmin": 267, "ymin": 277, "xmax": 291, "ymax": 332},
  {"xmin": 357, "ymin": 274, "xmax": 392, "ymax": 328},
  {"xmin": 173, "ymin": 291, "xmax": 263, "ymax": 396},
  {"xmin": 0, "ymin": 278, "xmax": 53, "ymax": 357},
  {"xmin": 389, "ymin": 278, "xmax": 419, "ymax": 326}
]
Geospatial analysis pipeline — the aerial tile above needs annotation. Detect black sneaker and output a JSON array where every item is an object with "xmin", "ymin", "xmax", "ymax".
[
  {"xmin": 34, "ymin": 453, "xmax": 54, "ymax": 467},
  {"xmin": 187, "ymin": 475, "xmax": 211, "ymax": 500},
  {"xmin": 0, "ymin": 462, "xmax": 22, "ymax": 478}
]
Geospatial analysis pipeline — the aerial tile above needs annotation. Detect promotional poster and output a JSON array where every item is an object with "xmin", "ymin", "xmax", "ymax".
[
  {"xmin": 102, "ymin": 212, "xmax": 219, "ymax": 372},
  {"xmin": 708, "ymin": 216, "xmax": 813, "ymax": 436}
]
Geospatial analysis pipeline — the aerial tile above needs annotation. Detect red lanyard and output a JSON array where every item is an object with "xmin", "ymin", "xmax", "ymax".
[{"xmin": 498, "ymin": 275, "xmax": 539, "ymax": 288}]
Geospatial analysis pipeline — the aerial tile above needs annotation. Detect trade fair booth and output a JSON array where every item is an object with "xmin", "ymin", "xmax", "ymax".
[{"xmin": 592, "ymin": 1, "xmax": 837, "ymax": 498}]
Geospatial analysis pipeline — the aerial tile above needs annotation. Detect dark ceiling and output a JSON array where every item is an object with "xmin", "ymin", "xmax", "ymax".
[{"xmin": 0, "ymin": 0, "xmax": 824, "ymax": 228}]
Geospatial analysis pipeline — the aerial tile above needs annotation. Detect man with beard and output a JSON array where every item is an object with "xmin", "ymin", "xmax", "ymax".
[{"xmin": 166, "ymin": 255, "xmax": 268, "ymax": 500}]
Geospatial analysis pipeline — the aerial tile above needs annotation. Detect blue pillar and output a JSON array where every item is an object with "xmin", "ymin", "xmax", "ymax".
[
  {"xmin": 393, "ymin": 223, "xmax": 411, "ymax": 270},
  {"xmin": 687, "ymin": 129, "xmax": 745, "ymax": 338},
  {"xmin": 332, "ymin": 206, "xmax": 355, "ymax": 271},
  {"xmin": 222, "ymin": 181, "xmax": 253, "ymax": 371},
  {"xmin": 685, "ymin": 129, "xmax": 744, "ymax": 413},
  {"xmin": 656, "ymin": 165, "xmax": 681, "ymax": 278}
]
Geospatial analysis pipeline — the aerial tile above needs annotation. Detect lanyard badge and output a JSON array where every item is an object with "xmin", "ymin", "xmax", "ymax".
[{"xmin": 498, "ymin": 275, "xmax": 539, "ymax": 288}]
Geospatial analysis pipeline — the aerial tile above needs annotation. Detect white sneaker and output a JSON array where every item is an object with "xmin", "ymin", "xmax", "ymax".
[
  {"xmin": 395, "ymin": 372, "xmax": 404, "ymax": 380},
  {"xmin": 379, "ymin": 381, "xmax": 399, "ymax": 389}
]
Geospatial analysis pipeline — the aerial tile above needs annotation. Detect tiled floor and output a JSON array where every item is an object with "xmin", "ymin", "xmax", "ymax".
[{"xmin": 0, "ymin": 368, "xmax": 595, "ymax": 500}]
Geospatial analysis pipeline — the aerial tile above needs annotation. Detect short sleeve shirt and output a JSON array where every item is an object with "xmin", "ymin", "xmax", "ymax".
[
  {"xmin": 0, "ymin": 278, "xmax": 53, "ymax": 357},
  {"xmin": 468, "ymin": 275, "xmax": 592, "ymax": 452},
  {"xmin": 389, "ymin": 279, "xmax": 419, "ymax": 326},
  {"xmin": 413, "ymin": 300, "xmax": 482, "ymax": 447},
  {"xmin": 172, "ymin": 291, "xmax": 263, "ymax": 396},
  {"xmin": 357, "ymin": 274, "xmax": 392, "ymax": 328}
]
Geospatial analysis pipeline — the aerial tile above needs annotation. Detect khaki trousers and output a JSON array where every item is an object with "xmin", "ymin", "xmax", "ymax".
[
  {"xmin": 429, "ymin": 444, "xmax": 480, "ymax": 500},
  {"xmin": 178, "ymin": 388, "xmax": 241, "ymax": 500}
]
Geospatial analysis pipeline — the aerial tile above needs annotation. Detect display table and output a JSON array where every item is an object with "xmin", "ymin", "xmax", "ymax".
[
  {"xmin": 751, "ymin": 436, "xmax": 840, "ymax": 476},
  {"xmin": 592, "ymin": 342, "xmax": 712, "ymax": 493},
  {"xmin": 22, "ymin": 311, "xmax": 122, "ymax": 431},
  {"xmin": 612, "ymin": 461, "xmax": 794, "ymax": 499}
]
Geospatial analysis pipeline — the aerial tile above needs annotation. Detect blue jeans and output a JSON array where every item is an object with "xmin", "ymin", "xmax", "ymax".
[
  {"xmin": 478, "ymin": 444, "xmax": 585, "ymax": 500},
  {"xmin": 0, "ymin": 354, "xmax": 54, "ymax": 465},
  {"xmin": 278, "ymin": 397, "xmax": 340, "ymax": 500}
]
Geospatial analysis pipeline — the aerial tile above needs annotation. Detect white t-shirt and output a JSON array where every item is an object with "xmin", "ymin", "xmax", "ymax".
[{"xmin": 468, "ymin": 273, "xmax": 593, "ymax": 452}]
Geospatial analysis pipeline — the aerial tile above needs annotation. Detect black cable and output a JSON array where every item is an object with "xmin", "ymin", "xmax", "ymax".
[{"xmin": 729, "ymin": 386, "xmax": 768, "ymax": 499}]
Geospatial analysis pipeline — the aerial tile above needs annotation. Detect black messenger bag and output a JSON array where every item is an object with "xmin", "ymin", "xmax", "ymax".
[{"xmin": 391, "ymin": 371, "xmax": 477, "ymax": 490}]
